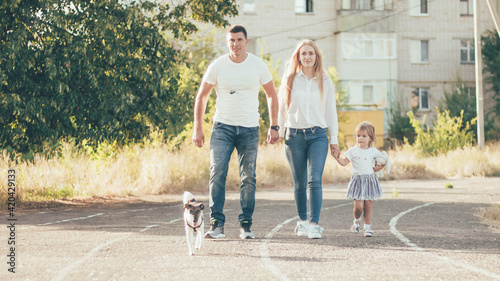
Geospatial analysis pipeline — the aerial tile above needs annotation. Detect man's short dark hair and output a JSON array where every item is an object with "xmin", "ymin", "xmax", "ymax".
[{"xmin": 227, "ymin": 25, "xmax": 247, "ymax": 39}]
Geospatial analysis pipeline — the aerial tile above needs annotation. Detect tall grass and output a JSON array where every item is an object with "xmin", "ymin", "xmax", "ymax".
[{"xmin": 1, "ymin": 140, "xmax": 500, "ymax": 204}]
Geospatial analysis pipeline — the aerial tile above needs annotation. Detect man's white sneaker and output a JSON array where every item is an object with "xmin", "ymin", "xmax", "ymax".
[
  {"xmin": 239, "ymin": 221, "xmax": 255, "ymax": 239},
  {"xmin": 294, "ymin": 221, "xmax": 309, "ymax": 237},
  {"xmin": 308, "ymin": 225, "xmax": 323, "ymax": 239},
  {"xmin": 364, "ymin": 229, "xmax": 373, "ymax": 237}
]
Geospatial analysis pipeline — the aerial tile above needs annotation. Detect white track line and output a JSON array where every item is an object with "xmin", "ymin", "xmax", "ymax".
[
  {"xmin": 39, "ymin": 205, "xmax": 176, "ymax": 226},
  {"xmin": 39, "ymin": 213, "xmax": 104, "ymax": 226},
  {"xmin": 390, "ymin": 202, "xmax": 500, "ymax": 280},
  {"xmin": 51, "ymin": 210, "xmax": 181, "ymax": 281},
  {"xmin": 52, "ymin": 235, "xmax": 131, "ymax": 281},
  {"xmin": 260, "ymin": 202, "xmax": 352, "ymax": 281}
]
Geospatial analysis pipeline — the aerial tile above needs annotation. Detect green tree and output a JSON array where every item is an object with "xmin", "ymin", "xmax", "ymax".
[
  {"xmin": 440, "ymin": 75, "xmax": 476, "ymax": 137},
  {"xmin": 387, "ymin": 98, "xmax": 416, "ymax": 145},
  {"xmin": 481, "ymin": 30, "xmax": 500, "ymax": 139},
  {"xmin": 0, "ymin": 0, "xmax": 238, "ymax": 153},
  {"xmin": 258, "ymin": 41, "xmax": 282, "ymax": 141}
]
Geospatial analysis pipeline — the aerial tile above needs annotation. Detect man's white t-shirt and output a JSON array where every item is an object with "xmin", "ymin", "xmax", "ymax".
[{"xmin": 202, "ymin": 53, "xmax": 273, "ymax": 127}]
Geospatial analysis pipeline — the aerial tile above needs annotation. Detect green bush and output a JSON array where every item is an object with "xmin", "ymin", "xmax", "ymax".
[
  {"xmin": 407, "ymin": 108, "xmax": 477, "ymax": 156},
  {"xmin": 388, "ymin": 98, "xmax": 416, "ymax": 145}
]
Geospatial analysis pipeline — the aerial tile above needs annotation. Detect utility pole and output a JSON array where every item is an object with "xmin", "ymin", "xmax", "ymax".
[
  {"xmin": 485, "ymin": 0, "xmax": 500, "ymax": 36},
  {"xmin": 474, "ymin": 0, "xmax": 485, "ymax": 149}
]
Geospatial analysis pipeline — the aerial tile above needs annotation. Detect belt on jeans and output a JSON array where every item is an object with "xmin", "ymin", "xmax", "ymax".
[{"xmin": 288, "ymin": 127, "xmax": 324, "ymax": 135}]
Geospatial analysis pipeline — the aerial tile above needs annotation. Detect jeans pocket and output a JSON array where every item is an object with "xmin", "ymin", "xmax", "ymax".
[
  {"xmin": 313, "ymin": 127, "xmax": 327, "ymax": 135},
  {"xmin": 212, "ymin": 122, "xmax": 223, "ymax": 133}
]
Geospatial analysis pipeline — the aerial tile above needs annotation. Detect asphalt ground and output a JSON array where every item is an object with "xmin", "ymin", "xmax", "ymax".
[{"xmin": 2, "ymin": 177, "xmax": 500, "ymax": 280}]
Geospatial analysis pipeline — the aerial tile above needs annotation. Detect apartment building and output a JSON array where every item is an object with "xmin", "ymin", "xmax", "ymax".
[{"xmin": 227, "ymin": 0, "xmax": 499, "ymax": 141}]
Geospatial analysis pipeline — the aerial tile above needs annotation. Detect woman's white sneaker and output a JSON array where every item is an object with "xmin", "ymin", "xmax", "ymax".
[
  {"xmin": 308, "ymin": 225, "xmax": 323, "ymax": 239},
  {"xmin": 294, "ymin": 221, "xmax": 309, "ymax": 237}
]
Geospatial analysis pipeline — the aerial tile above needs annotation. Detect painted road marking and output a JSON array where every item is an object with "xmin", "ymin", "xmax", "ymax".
[
  {"xmin": 390, "ymin": 202, "xmax": 500, "ymax": 280},
  {"xmin": 260, "ymin": 202, "xmax": 352, "ymax": 281}
]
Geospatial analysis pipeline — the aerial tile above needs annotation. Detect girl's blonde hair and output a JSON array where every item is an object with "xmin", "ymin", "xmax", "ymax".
[
  {"xmin": 355, "ymin": 121, "xmax": 377, "ymax": 147},
  {"xmin": 282, "ymin": 39, "xmax": 326, "ymax": 109}
]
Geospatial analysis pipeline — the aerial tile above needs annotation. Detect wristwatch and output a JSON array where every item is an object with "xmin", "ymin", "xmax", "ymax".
[{"xmin": 270, "ymin": 125, "xmax": 280, "ymax": 132}]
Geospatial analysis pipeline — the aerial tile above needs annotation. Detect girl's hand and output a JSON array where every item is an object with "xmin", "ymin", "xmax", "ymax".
[{"xmin": 373, "ymin": 164, "xmax": 385, "ymax": 172}]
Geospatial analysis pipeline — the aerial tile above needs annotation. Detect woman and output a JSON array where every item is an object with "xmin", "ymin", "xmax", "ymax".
[{"xmin": 278, "ymin": 40, "xmax": 340, "ymax": 239}]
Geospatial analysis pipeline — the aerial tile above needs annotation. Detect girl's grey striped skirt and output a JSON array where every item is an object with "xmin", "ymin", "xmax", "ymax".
[{"xmin": 345, "ymin": 173, "xmax": 383, "ymax": 201}]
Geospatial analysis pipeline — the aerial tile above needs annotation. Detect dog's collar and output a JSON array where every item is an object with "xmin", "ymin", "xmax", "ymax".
[{"xmin": 186, "ymin": 216, "xmax": 204, "ymax": 232}]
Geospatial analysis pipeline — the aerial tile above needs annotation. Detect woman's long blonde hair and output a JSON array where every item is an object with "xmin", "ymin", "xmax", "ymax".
[{"xmin": 282, "ymin": 39, "xmax": 326, "ymax": 109}]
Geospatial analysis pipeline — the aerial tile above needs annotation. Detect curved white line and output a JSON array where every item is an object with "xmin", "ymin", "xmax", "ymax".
[
  {"xmin": 260, "ymin": 202, "xmax": 352, "ymax": 281},
  {"xmin": 52, "ymin": 234, "xmax": 131, "ymax": 281},
  {"xmin": 52, "ymin": 208, "xmax": 181, "ymax": 280},
  {"xmin": 390, "ymin": 202, "xmax": 500, "ymax": 280}
]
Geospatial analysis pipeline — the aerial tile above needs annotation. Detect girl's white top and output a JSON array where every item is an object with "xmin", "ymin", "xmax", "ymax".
[
  {"xmin": 278, "ymin": 70, "xmax": 339, "ymax": 144},
  {"xmin": 345, "ymin": 146, "xmax": 383, "ymax": 175}
]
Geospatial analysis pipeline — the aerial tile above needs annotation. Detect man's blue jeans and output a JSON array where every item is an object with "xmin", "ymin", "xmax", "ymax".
[
  {"xmin": 209, "ymin": 122, "xmax": 259, "ymax": 226},
  {"xmin": 285, "ymin": 127, "xmax": 328, "ymax": 224}
]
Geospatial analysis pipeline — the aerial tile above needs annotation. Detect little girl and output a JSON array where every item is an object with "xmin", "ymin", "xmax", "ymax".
[{"xmin": 335, "ymin": 121, "xmax": 387, "ymax": 237}]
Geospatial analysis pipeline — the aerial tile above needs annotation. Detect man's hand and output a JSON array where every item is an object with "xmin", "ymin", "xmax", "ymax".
[
  {"xmin": 192, "ymin": 128, "xmax": 205, "ymax": 148},
  {"xmin": 267, "ymin": 128, "xmax": 280, "ymax": 144}
]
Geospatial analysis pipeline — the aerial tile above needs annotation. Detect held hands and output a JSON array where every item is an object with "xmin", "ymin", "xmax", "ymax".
[
  {"xmin": 330, "ymin": 144, "xmax": 340, "ymax": 159},
  {"xmin": 267, "ymin": 128, "xmax": 280, "ymax": 144}
]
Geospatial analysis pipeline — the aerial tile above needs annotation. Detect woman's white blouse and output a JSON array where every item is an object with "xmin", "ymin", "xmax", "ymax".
[{"xmin": 278, "ymin": 70, "xmax": 339, "ymax": 144}]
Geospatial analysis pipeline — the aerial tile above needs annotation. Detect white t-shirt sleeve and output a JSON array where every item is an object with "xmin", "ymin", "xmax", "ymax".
[
  {"xmin": 345, "ymin": 147, "xmax": 354, "ymax": 161},
  {"xmin": 202, "ymin": 58, "xmax": 218, "ymax": 85},
  {"xmin": 259, "ymin": 59, "xmax": 273, "ymax": 85}
]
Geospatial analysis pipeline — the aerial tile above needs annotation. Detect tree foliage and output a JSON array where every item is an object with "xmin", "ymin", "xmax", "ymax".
[
  {"xmin": 0, "ymin": 0, "xmax": 237, "ymax": 153},
  {"xmin": 440, "ymin": 75, "xmax": 476, "ymax": 137},
  {"xmin": 481, "ymin": 30, "xmax": 500, "ymax": 138},
  {"xmin": 387, "ymin": 100, "xmax": 416, "ymax": 145}
]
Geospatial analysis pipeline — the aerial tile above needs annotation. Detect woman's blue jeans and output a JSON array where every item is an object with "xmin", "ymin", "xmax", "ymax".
[
  {"xmin": 285, "ymin": 127, "xmax": 328, "ymax": 224},
  {"xmin": 209, "ymin": 122, "xmax": 259, "ymax": 226}
]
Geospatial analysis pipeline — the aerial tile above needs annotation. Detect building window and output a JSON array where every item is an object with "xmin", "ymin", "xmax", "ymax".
[
  {"xmin": 296, "ymin": 0, "xmax": 313, "ymax": 13},
  {"xmin": 363, "ymin": 85, "xmax": 374, "ymax": 103},
  {"xmin": 420, "ymin": 0, "xmax": 428, "ymax": 13},
  {"xmin": 460, "ymin": 0, "xmax": 473, "ymax": 16},
  {"xmin": 346, "ymin": 80, "xmax": 387, "ymax": 107},
  {"xmin": 460, "ymin": 40, "xmax": 475, "ymax": 63},
  {"xmin": 411, "ymin": 88, "xmax": 429, "ymax": 110},
  {"xmin": 243, "ymin": 0, "xmax": 256, "ymax": 13},
  {"xmin": 342, "ymin": 38, "xmax": 396, "ymax": 59},
  {"xmin": 410, "ymin": 0, "xmax": 428, "ymax": 15},
  {"xmin": 342, "ymin": 0, "xmax": 394, "ymax": 10},
  {"xmin": 342, "ymin": 0, "xmax": 369, "ymax": 10},
  {"xmin": 411, "ymin": 40, "xmax": 429, "ymax": 63}
]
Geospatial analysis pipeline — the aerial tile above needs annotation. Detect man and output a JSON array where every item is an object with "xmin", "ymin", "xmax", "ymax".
[{"xmin": 192, "ymin": 25, "xmax": 279, "ymax": 239}]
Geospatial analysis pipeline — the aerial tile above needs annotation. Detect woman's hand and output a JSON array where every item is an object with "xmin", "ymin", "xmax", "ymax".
[{"xmin": 330, "ymin": 144, "xmax": 340, "ymax": 159}]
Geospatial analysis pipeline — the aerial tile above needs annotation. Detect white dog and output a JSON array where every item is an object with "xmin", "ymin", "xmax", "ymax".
[{"xmin": 183, "ymin": 191, "xmax": 204, "ymax": 256}]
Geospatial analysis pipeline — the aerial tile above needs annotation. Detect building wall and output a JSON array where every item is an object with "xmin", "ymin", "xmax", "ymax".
[
  {"xmin": 223, "ymin": 0, "xmax": 498, "ymax": 138},
  {"xmin": 228, "ymin": 0, "xmax": 338, "ymax": 73}
]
